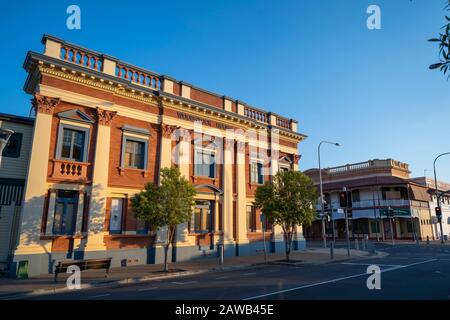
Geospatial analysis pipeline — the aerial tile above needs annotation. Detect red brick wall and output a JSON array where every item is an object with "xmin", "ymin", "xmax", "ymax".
[
  {"xmin": 108, "ymin": 114, "xmax": 160, "ymax": 188},
  {"xmin": 190, "ymin": 88, "xmax": 223, "ymax": 109}
]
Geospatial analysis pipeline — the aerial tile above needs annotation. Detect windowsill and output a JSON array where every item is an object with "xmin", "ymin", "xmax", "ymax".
[
  {"xmin": 192, "ymin": 175, "xmax": 217, "ymax": 183},
  {"xmin": 40, "ymin": 233, "xmax": 86, "ymax": 240},
  {"xmin": 248, "ymin": 182, "xmax": 264, "ymax": 188},
  {"xmin": 118, "ymin": 166, "xmax": 149, "ymax": 177},
  {"xmin": 188, "ymin": 231, "xmax": 222, "ymax": 236},
  {"xmin": 106, "ymin": 233, "xmax": 154, "ymax": 238}
]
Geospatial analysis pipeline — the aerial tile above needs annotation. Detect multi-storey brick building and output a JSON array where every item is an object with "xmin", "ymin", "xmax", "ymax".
[
  {"xmin": 12, "ymin": 35, "xmax": 305, "ymax": 276},
  {"xmin": 304, "ymin": 159, "xmax": 434, "ymax": 241}
]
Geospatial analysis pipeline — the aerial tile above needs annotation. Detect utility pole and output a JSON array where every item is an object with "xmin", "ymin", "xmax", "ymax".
[
  {"xmin": 433, "ymin": 152, "xmax": 450, "ymax": 244},
  {"xmin": 388, "ymin": 206, "xmax": 395, "ymax": 245},
  {"xmin": 318, "ymin": 141, "xmax": 340, "ymax": 249}
]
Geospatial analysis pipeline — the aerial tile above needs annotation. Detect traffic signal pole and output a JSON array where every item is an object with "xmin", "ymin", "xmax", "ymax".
[
  {"xmin": 341, "ymin": 187, "xmax": 351, "ymax": 257},
  {"xmin": 433, "ymin": 152, "xmax": 450, "ymax": 244}
]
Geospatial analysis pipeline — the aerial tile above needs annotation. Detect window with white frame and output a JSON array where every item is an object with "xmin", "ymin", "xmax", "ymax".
[
  {"xmin": 121, "ymin": 136, "xmax": 148, "ymax": 170},
  {"xmin": 56, "ymin": 124, "xmax": 90, "ymax": 162},
  {"xmin": 194, "ymin": 147, "xmax": 216, "ymax": 178},
  {"xmin": 250, "ymin": 159, "xmax": 264, "ymax": 184},
  {"xmin": 109, "ymin": 198, "xmax": 123, "ymax": 234}
]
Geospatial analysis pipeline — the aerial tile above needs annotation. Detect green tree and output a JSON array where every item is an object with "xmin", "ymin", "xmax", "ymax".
[
  {"xmin": 429, "ymin": 0, "xmax": 450, "ymax": 78},
  {"xmin": 131, "ymin": 167, "xmax": 197, "ymax": 272},
  {"xmin": 254, "ymin": 170, "xmax": 318, "ymax": 261}
]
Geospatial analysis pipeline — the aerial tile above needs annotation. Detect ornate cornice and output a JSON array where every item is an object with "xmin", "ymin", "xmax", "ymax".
[
  {"xmin": 96, "ymin": 107, "xmax": 117, "ymax": 126},
  {"xmin": 31, "ymin": 94, "xmax": 60, "ymax": 115}
]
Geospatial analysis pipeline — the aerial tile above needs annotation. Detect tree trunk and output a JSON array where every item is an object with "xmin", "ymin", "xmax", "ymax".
[
  {"xmin": 284, "ymin": 228, "xmax": 293, "ymax": 262},
  {"xmin": 163, "ymin": 242, "xmax": 169, "ymax": 272}
]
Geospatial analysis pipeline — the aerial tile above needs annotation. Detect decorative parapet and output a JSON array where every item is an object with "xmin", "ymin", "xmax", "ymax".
[
  {"xmin": 325, "ymin": 159, "xmax": 410, "ymax": 176},
  {"xmin": 39, "ymin": 34, "xmax": 300, "ymax": 133}
]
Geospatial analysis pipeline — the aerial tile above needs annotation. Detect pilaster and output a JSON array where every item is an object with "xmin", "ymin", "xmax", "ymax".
[{"xmin": 84, "ymin": 107, "xmax": 116, "ymax": 251}]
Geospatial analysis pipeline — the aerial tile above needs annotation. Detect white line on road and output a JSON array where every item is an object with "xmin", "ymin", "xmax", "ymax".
[
  {"xmin": 243, "ymin": 259, "xmax": 437, "ymax": 300},
  {"xmin": 138, "ymin": 286, "xmax": 158, "ymax": 291},
  {"xmin": 215, "ymin": 276, "xmax": 229, "ymax": 280},
  {"xmin": 243, "ymin": 272, "xmax": 257, "ymax": 276},
  {"xmin": 171, "ymin": 281, "xmax": 197, "ymax": 285},
  {"xmin": 266, "ymin": 269, "xmax": 280, "ymax": 273},
  {"xmin": 340, "ymin": 262, "xmax": 402, "ymax": 267},
  {"xmin": 88, "ymin": 293, "xmax": 111, "ymax": 299}
]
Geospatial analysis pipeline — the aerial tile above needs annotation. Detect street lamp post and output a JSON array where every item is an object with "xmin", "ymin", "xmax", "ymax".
[
  {"xmin": 433, "ymin": 152, "xmax": 450, "ymax": 244},
  {"xmin": 0, "ymin": 128, "xmax": 14, "ymax": 166},
  {"xmin": 318, "ymin": 140, "xmax": 340, "ymax": 249}
]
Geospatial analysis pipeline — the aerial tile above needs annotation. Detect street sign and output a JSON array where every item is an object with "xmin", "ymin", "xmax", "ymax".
[{"xmin": 260, "ymin": 214, "xmax": 265, "ymax": 223}]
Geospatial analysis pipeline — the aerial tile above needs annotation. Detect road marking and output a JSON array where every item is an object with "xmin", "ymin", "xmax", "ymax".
[
  {"xmin": 243, "ymin": 272, "xmax": 257, "ymax": 276},
  {"xmin": 266, "ymin": 269, "xmax": 280, "ymax": 273},
  {"xmin": 138, "ymin": 286, "xmax": 158, "ymax": 291},
  {"xmin": 88, "ymin": 293, "xmax": 111, "ymax": 299},
  {"xmin": 243, "ymin": 259, "xmax": 437, "ymax": 300},
  {"xmin": 340, "ymin": 262, "xmax": 402, "ymax": 267},
  {"xmin": 171, "ymin": 281, "xmax": 197, "ymax": 285},
  {"xmin": 215, "ymin": 276, "xmax": 229, "ymax": 280}
]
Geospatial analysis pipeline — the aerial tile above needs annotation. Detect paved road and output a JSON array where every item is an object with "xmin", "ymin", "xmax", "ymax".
[{"xmin": 28, "ymin": 243, "xmax": 450, "ymax": 300}]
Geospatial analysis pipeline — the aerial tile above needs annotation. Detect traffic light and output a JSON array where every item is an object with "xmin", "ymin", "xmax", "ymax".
[
  {"xmin": 435, "ymin": 206, "xmax": 442, "ymax": 218},
  {"xmin": 339, "ymin": 191, "xmax": 348, "ymax": 208}
]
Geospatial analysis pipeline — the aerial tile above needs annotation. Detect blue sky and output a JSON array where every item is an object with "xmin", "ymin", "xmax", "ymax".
[{"xmin": 1, "ymin": 0, "xmax": 449, "ymax": 180}]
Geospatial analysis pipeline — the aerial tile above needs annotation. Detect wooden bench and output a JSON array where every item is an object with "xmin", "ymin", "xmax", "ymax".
[{"xmin": 54, "ymin": 258, "xmax": 112, "ymax": 282}]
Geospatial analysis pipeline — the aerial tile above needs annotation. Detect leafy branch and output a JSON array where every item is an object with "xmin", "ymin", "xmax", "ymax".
[{"xmin": 429, "ymin": 0, "xmax": 450, "ymax": 79}]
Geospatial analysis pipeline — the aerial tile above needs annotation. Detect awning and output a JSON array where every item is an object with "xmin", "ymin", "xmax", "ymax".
[{"xmin": 410, "ymin": 185, "xmax": 431, "ymax": 202}]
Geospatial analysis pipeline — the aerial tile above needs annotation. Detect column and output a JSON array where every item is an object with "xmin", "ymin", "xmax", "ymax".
[
  {"xmin": 222, "ymin": 136, "xmax": 235, "ymax": 247},
  {"xmin": 14, "ymin": 95, "xmax": 60, "ymax": 259},
  {"xmin": 175, "ymin": 128, "xmax": 191, "ymax": 243},
  {"xmin": 45, "ymin": 190, "xmax": 57, "ymax": 236},
  {"xmin": 235, "ymin": 138, "xmax": 249, "ymax": 249},
  {"xmin": 75, "ymin": 191, "xmax": 85, "ymax": 236},
  {"xmin": 84, "ymin": 107, "xmax": 116, "ymax": 252},
  {"xmin": 155, "ymin": 125, "xmax": 176, "ymax": 245},
  {"xmin": 292, "ymin": 154, "xmax": 304, "ymax": 248},
  {"xmin": 269, "ymin": 129, "xmax": 284, "ymax": 250}
]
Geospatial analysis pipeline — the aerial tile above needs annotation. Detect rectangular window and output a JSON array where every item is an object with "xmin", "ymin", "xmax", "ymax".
[
  {"xmin": 370, "ymin": 221, "xmax": 379, "ymax": 234},
  {"xmin": 279, "ymin": 166, "xmax": 290, "ymax": 173},
  {"xmin": 406, "ymin": 221, "xmax": 413, "ymax": 233},
  {"xmin": 250, "ymin": 162, "xmax": 264, "ymax": 184},
  {"xmin": 352, "ymin": 189, "xmax": 360, "ymax": 202},
  {"xmin": 109, "ymin": 198, "xmax": 123, "ymax": 233},
  {"xmin": 60, "ymin": 128, "xmax": 86, "ymax": 162},
  {"xmin": 194, "ymin": 149, "xmax": 215, "ymax": 178},
  {"xmin": 2, "ymin": 133, "xmax": 22, "ymax": 158},
  {"xmin": 124, "ymin": 139, "xmax": 145, "ymax": 169},
  {"xmin": 192, "ymin": 201, "xmax": 213, "ymax": 233},
  {"xmin": 247, "ymin": 206, "xmax": 256, "ymax": 232},
  {"xmin": 53, "ymin": 190, "xmax": 78, "ymax": 235}
]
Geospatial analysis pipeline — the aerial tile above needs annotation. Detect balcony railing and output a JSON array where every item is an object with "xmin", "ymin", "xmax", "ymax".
[
  {"xmin": 115, "ymin": 63, "xmax": 161, "ymax": 90},
  {"xmin": 276, "ymin": 117, "xmax": 290, "ymax": 129},
  {"xmin": 316, "ymin": 199, "xmax": 410, "ymax": 210},
  {"xmin": 244, "ymin": 107, "xmax": 269, "ymax": 124},
  {"xmin": 50, "ymin": 159, "xmax": 91, "ymax": 182},
  {"xmin": 60, "ymin": 45, "xmax": 103, "ymax": 72}
]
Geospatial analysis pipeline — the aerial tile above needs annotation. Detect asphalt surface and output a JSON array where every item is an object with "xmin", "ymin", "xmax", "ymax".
[{"xmin": 25, "ymin": 243, "xmax": 450, "ymax": 300}]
